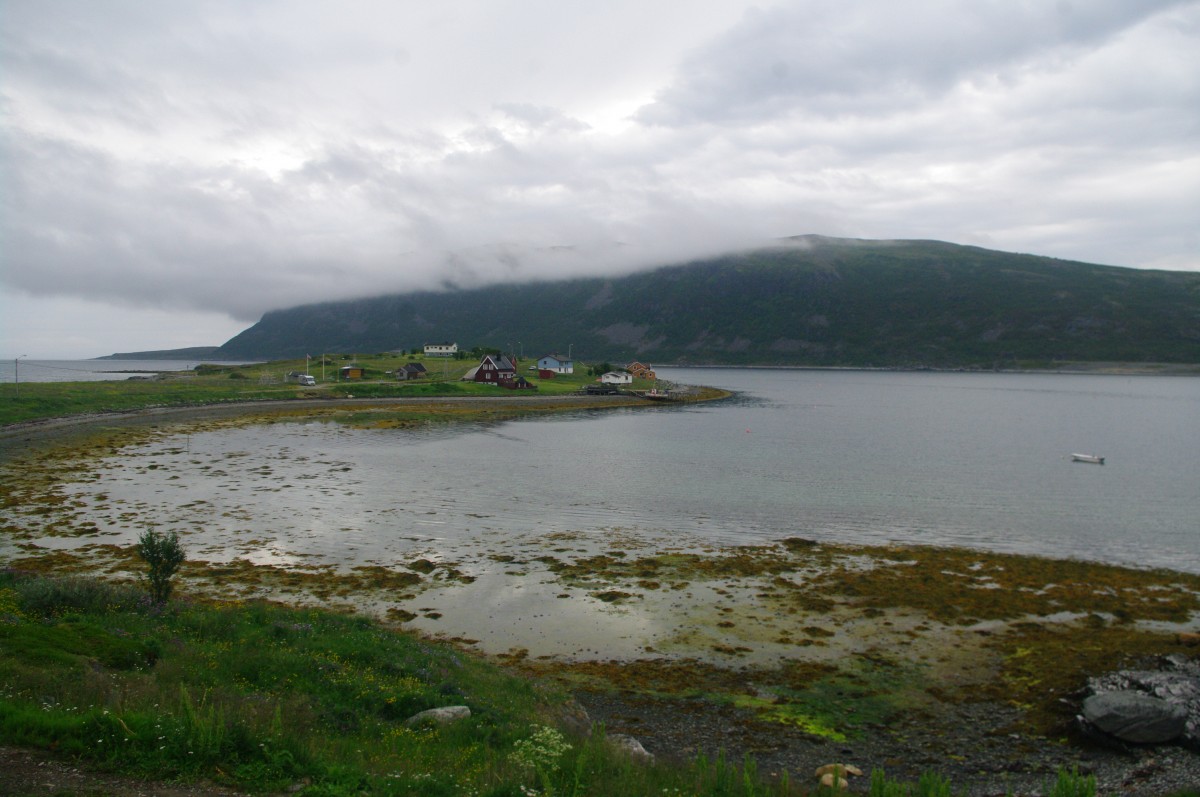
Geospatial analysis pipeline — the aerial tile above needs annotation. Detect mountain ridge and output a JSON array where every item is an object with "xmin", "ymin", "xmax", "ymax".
[{"xmin": 211, "ymin": 236, "xmax": 1200, "ymax": 367}]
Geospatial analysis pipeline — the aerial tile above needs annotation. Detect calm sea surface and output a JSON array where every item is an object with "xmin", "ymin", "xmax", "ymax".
[
  {"xmin": 0, "ymin": 359, "xmax": 255, "ymax": 383},
  {"xmin": 16, "ymin": 368, "xmax": 1200, "ymax": 574}
]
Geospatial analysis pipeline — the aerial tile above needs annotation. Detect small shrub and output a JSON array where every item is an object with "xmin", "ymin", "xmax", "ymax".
[
  {"xmin": 14, "ymin": 575, "xmax": 142, "ymax": 618},
  {"xmin": 136, "ymin": 530, "xmax": 186, "ymax": 603},
  {"xmin": 509, "ymin": 725, "xmax": 572, "ymax": 773},
  {"xmin": 1045, "ymin": 768, "xmax": 1095, "ymax": 797}
]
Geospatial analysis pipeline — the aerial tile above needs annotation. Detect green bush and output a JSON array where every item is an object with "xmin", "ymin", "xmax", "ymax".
[{"xmin": 136, "ymin": 530, "xmax": 186, "ymax": 603}]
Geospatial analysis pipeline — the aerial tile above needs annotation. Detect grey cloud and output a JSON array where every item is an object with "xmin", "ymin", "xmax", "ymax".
[
  {"xmin": 636, "ymin": 1, "xmax": 1192, "ymax": 125},
  {"xmin": 493, "ymin": 103, "xmax": 591, "ymax": 134},
  {"xmin": 1, "ymin": 0, "xmax": 1197, "ymax": 357},
  {"xmin": 2, "ymin": 117, "xmax": 768, "ymax": 322}
]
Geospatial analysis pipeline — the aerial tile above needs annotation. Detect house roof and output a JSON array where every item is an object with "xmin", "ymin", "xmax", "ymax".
[
  {"xmin": 403, "ymin": 363, "xmax": 427, "ymax": 372},
  {"xmin": 482, "ymin": 354, "xmax": 516, "ymax": 370},
  {"xmin": 538, "ymin": 353, "xmax": 571, "ymax": 362}
]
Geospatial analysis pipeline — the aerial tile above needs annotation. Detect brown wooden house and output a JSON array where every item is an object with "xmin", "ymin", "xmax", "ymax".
[
  {"xmin": 473, "ymin": 354, "xmax": 517, "ymax": 385},
  {"xmin": 627, "ymin": 361, "xmax": 656, "ymax": 380}
]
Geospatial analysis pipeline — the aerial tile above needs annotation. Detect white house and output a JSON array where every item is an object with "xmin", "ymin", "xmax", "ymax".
[
  {"xmin": 424, "ymin": 342, "xmax": 458, "ymax": 357},
  {"xmin": 600, "ymin": 371, "xmax": 633, "ymax": 385},
  {"xmin": 537, "ymin": 354, "xmax": 574, "ymax": 374}
]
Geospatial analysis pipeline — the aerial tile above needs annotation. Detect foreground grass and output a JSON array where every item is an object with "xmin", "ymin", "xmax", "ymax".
[
  {"xmin": 2, "ymin": 570, "xmax": 809, "ymax": 796},
  {"xmin": 1, "ymin": 572, "xmax": 1160, "ymax": 797}
]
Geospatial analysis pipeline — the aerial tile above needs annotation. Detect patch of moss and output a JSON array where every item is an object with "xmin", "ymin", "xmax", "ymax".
[
  {"xmin": 730, "ymin": 695, "xmax": 848, "ymax": 741},
  {"xmin": 592, "ymin": 590, "xmax": 636, "ymax": 603},
  {"xmin": 799, "ymin": 545, "xmax": 1200, "ymax": 624}
]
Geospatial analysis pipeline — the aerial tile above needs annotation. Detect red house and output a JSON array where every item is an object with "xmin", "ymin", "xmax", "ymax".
[{"xmin": 473, "ymin": 354, "xmax": 517, "ymax": 385}]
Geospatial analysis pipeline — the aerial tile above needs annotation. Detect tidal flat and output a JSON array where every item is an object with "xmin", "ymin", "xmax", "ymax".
[{"xmin": 3, "ymin": 398, "xmax": 1200, "ymax": 794}]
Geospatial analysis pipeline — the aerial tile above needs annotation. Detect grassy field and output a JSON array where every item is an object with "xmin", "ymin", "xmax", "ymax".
[{"xmin": 0, "ymin": 354, "xmax": 649, "ymax": 427}]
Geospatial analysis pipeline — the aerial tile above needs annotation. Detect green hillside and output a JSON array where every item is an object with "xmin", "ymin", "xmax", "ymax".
[{"xmin": 216, "ymin": 236, "xmax": 1200, "ymax": 367}]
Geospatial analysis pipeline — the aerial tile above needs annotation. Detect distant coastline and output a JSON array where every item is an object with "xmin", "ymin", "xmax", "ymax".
[
  {"xmin": 93, "ymin": 346, "xmax": 224, "ymax": 360},
  {"xmin": 93, "ymin": 348, "xmax": 1200, "ymax": 378}
]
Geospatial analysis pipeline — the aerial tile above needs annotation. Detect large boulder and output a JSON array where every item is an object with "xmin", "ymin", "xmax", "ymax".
[
  {"xmin": 403, "ymin": 705, "xmax": 471, "ymax": 728},
  {"xmin": 606, "ymin": 733, "xmax": 654, "ymax": 763},
  {"xmin": 1083, "ymin": 655, "xmax": 1200, "ymax": 746},
  {"xmin": 1081, "ymin": 691, "xmax": 1187, "ymax": 744}
]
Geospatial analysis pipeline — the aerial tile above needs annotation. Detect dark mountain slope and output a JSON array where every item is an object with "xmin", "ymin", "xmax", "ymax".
[{"xmin": 216, "ymin": 236, "xmax": 1200, "ymax": 367}]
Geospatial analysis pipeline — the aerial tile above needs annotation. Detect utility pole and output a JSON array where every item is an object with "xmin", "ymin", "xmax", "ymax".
[{"xmin": 14, "ymin": 355, "xmax": 26, "ymax": 399}]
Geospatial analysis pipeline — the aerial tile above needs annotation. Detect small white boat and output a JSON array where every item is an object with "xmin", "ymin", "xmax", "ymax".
[{"xmin": 1070, "ymin": 453, "xmax": 1105, "ymax": 465}]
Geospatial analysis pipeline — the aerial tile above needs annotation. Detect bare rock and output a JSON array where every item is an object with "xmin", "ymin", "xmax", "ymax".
[
  {"xmin": 815, "ymin": 763, "xmax": 863, "ymax": 778},
  {"xmin": 607, "ymin": 733, "xmax": 654, "ymax": 764},
  {"xmin": 819, "ymin": 772, "xmax": 849, "ymax": 789},
  {"xmin": 1081, "ymin": 691, "xmax": 1187, "ymax": 744},
  {"xmin": 1084, "ymin": 656, "xmax": 1200, "ymax": 745},
  {"xmin": 403, "ymin": 705, "xmax": 471, "ymax": 728}
]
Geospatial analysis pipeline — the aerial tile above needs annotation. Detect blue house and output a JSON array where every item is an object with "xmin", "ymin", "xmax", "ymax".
[{"xmin": 536, "ymin": 354, "xmax": 574, "ymax": 374}]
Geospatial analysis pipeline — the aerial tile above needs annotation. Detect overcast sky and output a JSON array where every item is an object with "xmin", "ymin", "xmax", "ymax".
[{"xmin": 2, "ymin": 1, "xmax": 1198, "ymax": 358}]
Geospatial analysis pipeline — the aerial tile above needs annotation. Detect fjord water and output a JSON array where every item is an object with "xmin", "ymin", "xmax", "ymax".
[
  {"xmin": 0, "ymin": 359, "xmax": 252, "ymax": 382},
  {"xmin": 43, "ymin": 369, "xmax": 1200, "ymax": 575},
  {"xmin": 651, "ymin": 368, "xmax": 1200, "ymax": 570}
]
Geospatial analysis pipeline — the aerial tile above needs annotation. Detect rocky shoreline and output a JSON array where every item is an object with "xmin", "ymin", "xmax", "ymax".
[{"xmin": 575, "ymin": 681, "xmax": 1200, "ymax": 796}]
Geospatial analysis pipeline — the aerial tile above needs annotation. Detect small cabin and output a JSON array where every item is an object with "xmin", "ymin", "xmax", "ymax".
[
  {"xmin": 600, "ymin": 371, "xmax": 633, "ymax": 385},
  {"xmin": 396, "ymin": 362, "xmax": 427, "ymax": 381},
  {"xmin": 339, "ymin": 365, "xmax": 366, "ymax": 380},
  {"xmin": 504, "ymin": 376, "xmax": 538, "ymax": 391}
]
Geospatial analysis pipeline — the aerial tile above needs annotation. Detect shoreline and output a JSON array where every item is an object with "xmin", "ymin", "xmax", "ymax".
[
  {"xmin": 2, "ymin": 391, "xmax": 1198, "ymax": 795},
  {"xmin": 0, "ymin": 392, "xmax": 678, "ymax": 449},
  {"xmin": 666, "ymin": 362, "xmax": 1200, "ymax": 376}
]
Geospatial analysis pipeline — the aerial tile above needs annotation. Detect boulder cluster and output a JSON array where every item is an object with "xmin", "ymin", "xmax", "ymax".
[{"xmin": 1079, "ymin": 654, "xmax": 1200, "ymax": 747}]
